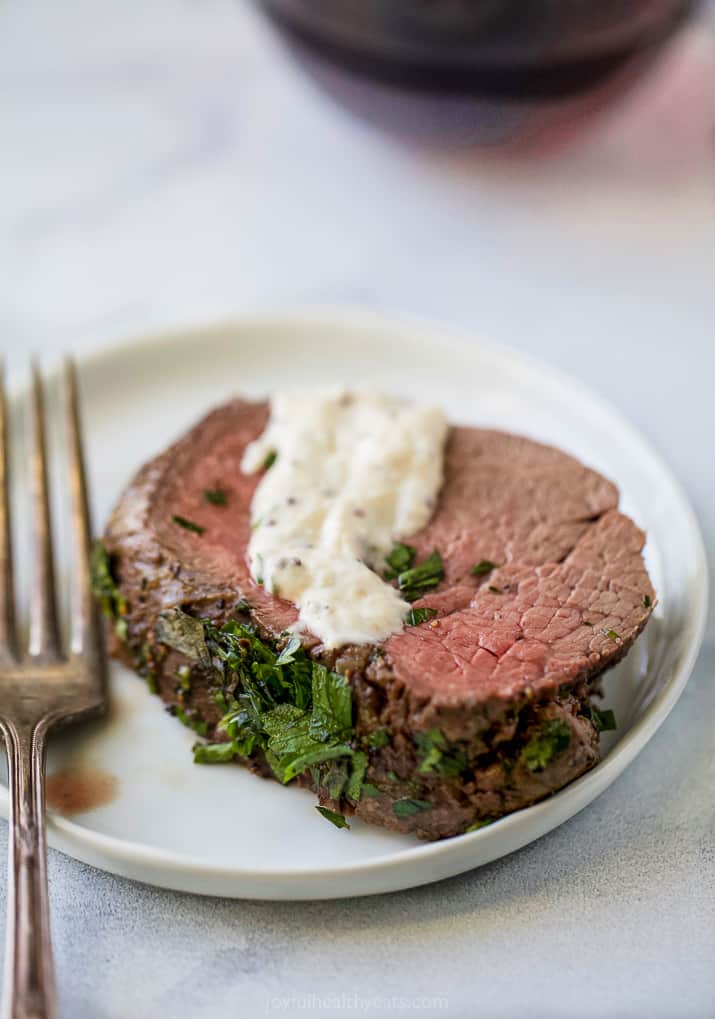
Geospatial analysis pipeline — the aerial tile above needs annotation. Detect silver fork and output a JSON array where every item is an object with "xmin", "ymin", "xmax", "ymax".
[{"xmin": 0, "ymin": 362, "xmax": 107, "ymax": 1019}]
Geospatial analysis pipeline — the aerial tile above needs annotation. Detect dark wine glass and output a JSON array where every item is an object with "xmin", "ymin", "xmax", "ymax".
[{"xmin": 259, "ymin": 0, "xmax": 698, "ymax": 144}]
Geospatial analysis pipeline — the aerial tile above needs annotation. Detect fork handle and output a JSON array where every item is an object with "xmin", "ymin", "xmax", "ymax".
[{"xmin": 1, "ymin": 720, "xmax": 57, "ymax": 1019}]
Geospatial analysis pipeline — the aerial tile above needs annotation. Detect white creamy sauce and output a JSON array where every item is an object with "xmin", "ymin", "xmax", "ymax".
[{"xmin": 241, "ymin": 389, "xmax": 448, "ymax": 648}]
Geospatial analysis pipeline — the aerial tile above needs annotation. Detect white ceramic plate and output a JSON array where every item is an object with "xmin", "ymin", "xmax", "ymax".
[{"xmin": 0, "ymin": 312, "xmax": 708, "ymax": 900}]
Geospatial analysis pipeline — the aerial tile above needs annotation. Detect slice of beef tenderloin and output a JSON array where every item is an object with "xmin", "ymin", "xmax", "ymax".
[{"xmin": 102, "ymin": 398, "xmax": 654, "ymax": 840}]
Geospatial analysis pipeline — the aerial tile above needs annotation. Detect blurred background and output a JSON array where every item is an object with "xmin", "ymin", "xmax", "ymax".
[{"xmin": 0, "ymin": 0, "xmax": 713, "ymax": 550}]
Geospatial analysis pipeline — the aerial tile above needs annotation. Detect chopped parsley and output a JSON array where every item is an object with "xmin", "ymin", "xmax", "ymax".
[
  {"xmin": 365, "ymin": 728, "xmax": 390, "ymax": 749},
  {"xmin": 193, "ymin": 741, "xmax": 239, "ymax": 764},
  {"xmin": 263, "ymin": 450, "xmax": 277, "ymax": 470},
  {"xmin": 90, "ymin": 540, "xmax": 127, "ymax": 621},
  {"xmin": 178, "ymin": 615, "xmax": 366, "ymax": 796},
  {"xmin": 596, "ymin": 708, "xmax": 617, "ymax": 732},
  {"xmin": 317, "ymin": 752, "xmax": 370, "ymax": 804},
  {"xmin": 488, "ymin": 585, "xmax": 503, "ymax": 595},
  {"xmin": 384, "ymin": 542, "xmax": 416, "ymax": 579},
  {"xmin": 316, "ymin": 806, "xmax": 350, "ymax": 829},
  {"xmin": 346, "ymin": 751, "xmax": 368, "ymax": 802},
  {"xmin": 520, "ymin": 719, "xmax": 571, "ymax": 773},
  {"xmin": 601, "ymin": 628, "xmax": 621, "ymax": 641},
  {"xmin": 393, "ymin": 798, "xmax": 432, "ymax": 819},
  {"xmin": 155, "ymin": 608, "xmax": 211, "ymax": 667},
  {"xmin": 203, "ymin": 488, "xmax": 228, "ymax": 506},
  {"xmin": 583, "ymin": 620, "xmax": 594, "ymax": 627},
  {"xmin": 643, "ymin": 594, "xmax": 652, "ymax": 608},
  {"xmin": 275, "ymin": 635, "xmax": 302, "ymax": 666},
  {"xmin": 406, "ymin": 607, "xmax": 437, "ymax": 626},
  {"xmin": 173, "ymin": 706, "xmax": 208, "ymax": 737},
  {"xmin": 172, "ymin": 515, "xmax": 204, "ymax": 535},
  {"xmin": 261, "ymin": 703, "xmax": 351, "ymax": 784},
  {"xmin": 309, "ymin": 665, "xmax": 352, "ymax": 743},
  {"xmin": 583, "ymin": 704, "xmax": 617, "ymax": 733},
  {"xmin": 157, "ymin": 610, "xmax": 448, "ymax": 826},
  {"xmin": 323, "ymin": 759, "xmax": 350, "ymax": 799},
  {"xmin": 471, "ymin": 560, "xmax": 500, "ymax": 577},
  {"xmin": 414, "ymin": 729, "xmax": 467, "ymax": 778},
  {"xmin": 361, "ymin": 783, "xmax": 381, "ymax": 798},
  {"xmin": 465, "ymin": 818, "xmax": 495, "ymax": 833},
  {"xmin": 395, "ymin": 550, "xmax": 444, "ymax": 603}
]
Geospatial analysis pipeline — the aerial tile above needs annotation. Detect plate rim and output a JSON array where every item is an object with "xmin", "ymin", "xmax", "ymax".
[{"xmin": 0, "ymin": 308, "xmax": 708, "ymax": 898}]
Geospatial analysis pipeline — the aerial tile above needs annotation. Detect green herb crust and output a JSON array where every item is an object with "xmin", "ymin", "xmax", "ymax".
[
  {"xmin": 104, "ymin": 589, "xmax": 614, "ymax": 839},
  {"xmin": 146, "ymin": 613, "xmax": 382, "ymax": 808},
  {"xmin": 384, "ymin": 544, "xmax": 444, "ymax": 602},
  {"xmin": 393, "ymin": 798, "xmax": 432, "ymax": 818},
  {"xmin": 415, "ymin": 729, "xmax": 468, "ymax": 778},
  {"xmin": 90, "ymin": 541, "xmax": 128, "ymax": 640},
  {"xmin": 582, "ymin": 703, "xmax": 617, "ymax": 733},
  {"xmin": 111, "ymin": 600, "xmax": 609, "ymax": 834},
  {"xmin": 203, "ymin": 488, "xmax": 228, "ymax": 506},
  {"xmin": 520, "ymin": 719, "xmax": 571, "ymax": 773}
]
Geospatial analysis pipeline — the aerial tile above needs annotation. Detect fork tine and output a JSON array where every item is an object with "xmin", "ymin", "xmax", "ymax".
[
  {"xmin": 0, "ymin": 362, "xmax": 18, "ymax": 662},
  {"xmin": 64, "ymin": 358, "xmax": 102, "ymax": 659},
  {"xmin": 28, "ymin": 361, "xmax": 62, "ymax": 661}
]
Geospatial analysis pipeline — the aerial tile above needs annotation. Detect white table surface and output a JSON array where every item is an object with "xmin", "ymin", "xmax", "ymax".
[{"xmin": 1, "ymin": 2, "xmax": 714, "ymax": 1017}]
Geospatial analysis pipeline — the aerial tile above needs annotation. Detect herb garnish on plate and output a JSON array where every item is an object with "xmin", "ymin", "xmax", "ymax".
[{"xmin": 172, "ymin": 515, "xmax": 205, "ymax": 535}]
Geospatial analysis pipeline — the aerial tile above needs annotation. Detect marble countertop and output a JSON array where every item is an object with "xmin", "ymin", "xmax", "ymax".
[{"xmin": 1, "ymin": 1, "xmax": 713, "ymax": 1016}]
